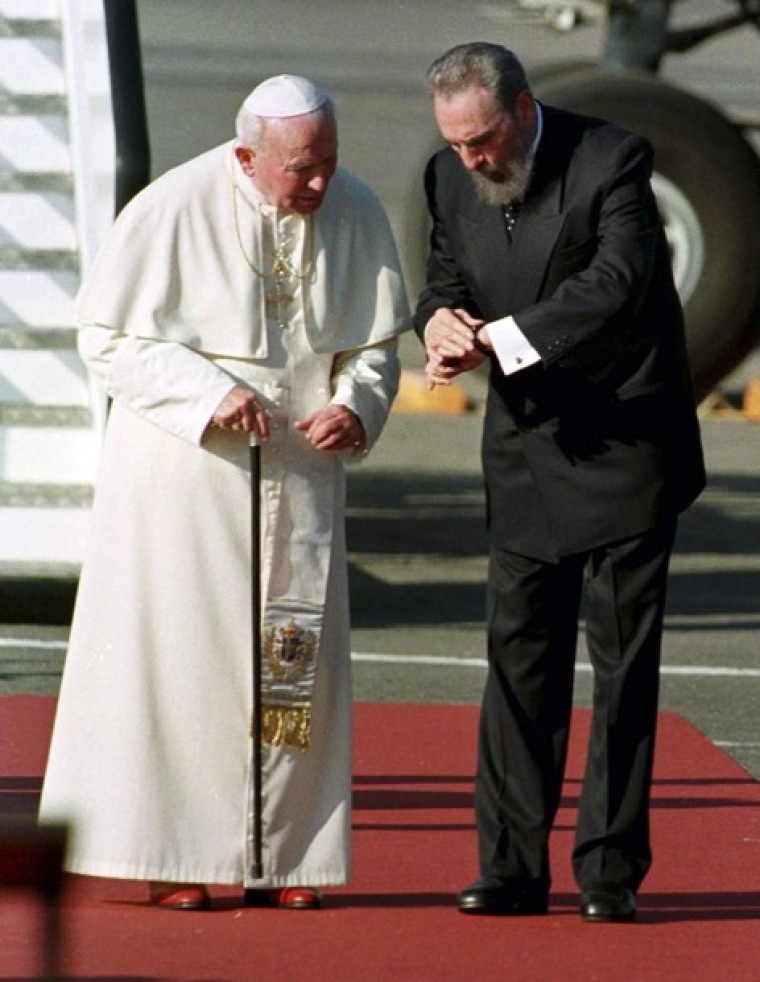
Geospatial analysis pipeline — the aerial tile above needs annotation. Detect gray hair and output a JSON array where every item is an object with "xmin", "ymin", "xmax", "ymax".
[
  {"xmin": 426, "ymin": 42, "xmax": 531, "ymax": 114},
  {"xmin": 235, "ymin": 97, "xmax": 336, "ymax": 151}
]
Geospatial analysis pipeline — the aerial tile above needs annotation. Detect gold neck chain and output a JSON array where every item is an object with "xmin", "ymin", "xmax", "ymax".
[{"xmin": 231, "ymin": 183, "xmax": 314, "ymax": 281}]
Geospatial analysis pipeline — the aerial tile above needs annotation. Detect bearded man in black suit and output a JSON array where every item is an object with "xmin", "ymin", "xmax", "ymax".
[{"xmin": 415, "ymin": 42, "xmax": 705, "ymax": 922}]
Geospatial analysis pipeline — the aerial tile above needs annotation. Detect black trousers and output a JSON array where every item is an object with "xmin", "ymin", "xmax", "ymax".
[{"xmin": 475, "ymin": 519, "xmax": 677, "ymax": 892}]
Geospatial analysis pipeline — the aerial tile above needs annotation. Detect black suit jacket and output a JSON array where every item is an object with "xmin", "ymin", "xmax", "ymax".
[{"xmin": 415, "ymin": 105, "xmax": 705, "ymax": 560}]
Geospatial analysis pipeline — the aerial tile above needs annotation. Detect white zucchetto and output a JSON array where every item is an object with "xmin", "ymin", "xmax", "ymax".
[{"xmin": 243, "ymin": 74, "xmax": 329, "ymax": 118}]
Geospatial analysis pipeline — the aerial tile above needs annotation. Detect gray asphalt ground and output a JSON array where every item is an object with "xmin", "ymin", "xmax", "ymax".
[{"xmin": 1, "ymin": 1, "xmax": 757, "ymax": 784}]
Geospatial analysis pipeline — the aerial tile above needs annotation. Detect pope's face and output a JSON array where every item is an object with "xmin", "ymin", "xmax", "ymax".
[
  {"xmin": 237, "ymin": 112, "xmax": 338, "ymax": 215},
  {"xmin": 434, "ymin": 85, "xmax": 535, "ymax": 203}
]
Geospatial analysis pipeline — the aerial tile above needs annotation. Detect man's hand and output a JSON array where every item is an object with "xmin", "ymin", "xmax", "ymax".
[
  {"xmin": 209, "ymin": 385, "xmax": 270, "ymax": 440},
  {"xmin": 295, "ymin": 404, "xmax": 366, "ymax": 452},
  {"xmin": 424, "ymin": 308, "xmax": 488, "ymax": 387}
]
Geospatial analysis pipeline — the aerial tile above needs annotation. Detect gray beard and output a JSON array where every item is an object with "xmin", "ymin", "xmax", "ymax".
[{"xmin": 471, "ymin": 155, "xmax": 534, "ymax": 208}]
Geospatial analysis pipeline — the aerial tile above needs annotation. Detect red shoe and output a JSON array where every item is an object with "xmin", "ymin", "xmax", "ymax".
[
  {"xmin": 244, "ymin": 886, "xmax": 322, "ymax": 909},
  {"xmin": 149, "ymin": 881, "xmax": 210, "ymax": 910}
]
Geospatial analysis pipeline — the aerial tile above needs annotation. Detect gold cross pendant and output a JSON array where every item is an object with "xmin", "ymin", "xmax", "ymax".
[
  {"xmin": 265, "ymin": 288, "xmax": 295, "ymax": 308},
  {"xmin": 265, "ymin": 279, "xmax": 295, "ymax": 327}
]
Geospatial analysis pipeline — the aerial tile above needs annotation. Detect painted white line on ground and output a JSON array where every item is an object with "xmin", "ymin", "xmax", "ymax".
[
  {"xmin": 644, "ymin": 665, "xmax": 760, "ymax": 678},
  {"xmin": 351, "ymin": 652, "xmax": 760, "ymax": 678},
  {"xmin": 0, "ymin": 638, "xmax": 68, "ymax": 650},
  {"xmin": 2, "ymin": 640, "xmax": 758, "ymax": 679},
  {"xmin": 663, "ymin": 613, "xmax": 760, "ymax": 626}
]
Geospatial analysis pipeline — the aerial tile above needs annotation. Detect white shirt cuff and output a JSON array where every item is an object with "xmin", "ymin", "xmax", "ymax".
[{"xmin": 487, "ymin": 316, "xmax": 542, "ymax": 375}]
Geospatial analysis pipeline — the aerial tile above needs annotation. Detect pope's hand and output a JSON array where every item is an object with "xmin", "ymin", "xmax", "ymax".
[
  {"xmin": 209, "ymin": 385, "xmax": 270, "ymax": 440},
  {"xmin": 295, "ymin": 404, "xmax": 365, "ymax": 452}
]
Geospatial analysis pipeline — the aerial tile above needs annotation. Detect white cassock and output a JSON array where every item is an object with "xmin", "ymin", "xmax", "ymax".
[{"xmin": 38, "ymin": 144, "xmax": 409, "ymax": 888}]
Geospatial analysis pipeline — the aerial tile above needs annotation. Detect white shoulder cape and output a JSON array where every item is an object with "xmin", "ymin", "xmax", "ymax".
[{"xmin": 77, "ymin": 141, "xmax": 409, "ymax": 358}]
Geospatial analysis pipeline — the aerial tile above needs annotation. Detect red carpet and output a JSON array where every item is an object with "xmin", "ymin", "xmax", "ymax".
[{"xmin": 1, "ymin": 697, "xmax": 758, "ymax": 981}]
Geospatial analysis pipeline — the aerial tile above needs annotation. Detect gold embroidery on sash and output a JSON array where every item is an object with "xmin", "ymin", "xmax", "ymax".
[
  {"xmin": 263, "ymin": 618, "xmax": 317, "ymax": 682},
  {"xmin": 256, "ymin": 618, "xmax": 318, "ymax": 749},
  {"xmin": 260, "ymin": 706, "xmax": 312, "ymax": 751}
]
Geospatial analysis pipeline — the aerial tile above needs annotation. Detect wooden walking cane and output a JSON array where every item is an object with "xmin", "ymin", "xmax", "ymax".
[{"xmin": 250, "ymin": 438, "xmax": 263, "ymax": 879}]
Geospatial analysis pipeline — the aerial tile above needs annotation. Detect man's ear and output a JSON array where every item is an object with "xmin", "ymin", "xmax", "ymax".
[
  {"xmin": 515, "ymin": 90, "xmax": 536, "ymax": 129},
  {"xmin": 235, "ymin": 145, "xmax": 256, "ymax": 177}
]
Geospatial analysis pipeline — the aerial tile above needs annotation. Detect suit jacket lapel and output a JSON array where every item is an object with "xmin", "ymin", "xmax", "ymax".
[
  {"xmin": 503, "ymin": 112, "xmax": 567, "ymax": 310},
  {"xmin": 464, "ymin": 194, "xmax": 513, "ymax": 296}
]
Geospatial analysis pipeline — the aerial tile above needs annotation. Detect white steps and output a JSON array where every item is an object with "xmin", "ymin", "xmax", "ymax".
[{"xmin": 0, "ymin": 0, "xmax": 115, "ymax": 574}]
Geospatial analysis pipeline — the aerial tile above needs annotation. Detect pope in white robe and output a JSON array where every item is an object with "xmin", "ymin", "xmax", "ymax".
[{"xmin": 39, "ymin": 75, "xmax": 409, "ymax": 909}]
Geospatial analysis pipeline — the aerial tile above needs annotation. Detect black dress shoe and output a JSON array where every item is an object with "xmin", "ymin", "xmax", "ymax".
[
  {"xmin": 580, "ymin": 882, "xmax": 637, "ymax": 922},
  {"xmin": 457, "ymin": 875, "xmax": 548, "ymax": 916}
]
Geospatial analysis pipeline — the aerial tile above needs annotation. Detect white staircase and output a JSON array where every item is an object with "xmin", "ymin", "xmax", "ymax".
[{"xmin": 0, "ymin": 0, "xmax": 116, "ymax": 574}]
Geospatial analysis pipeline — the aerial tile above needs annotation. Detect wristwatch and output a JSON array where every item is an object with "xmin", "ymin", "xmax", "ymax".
[{"xmin": 471, "ymin": 326, "xmax": 491, "ymax": 356}]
